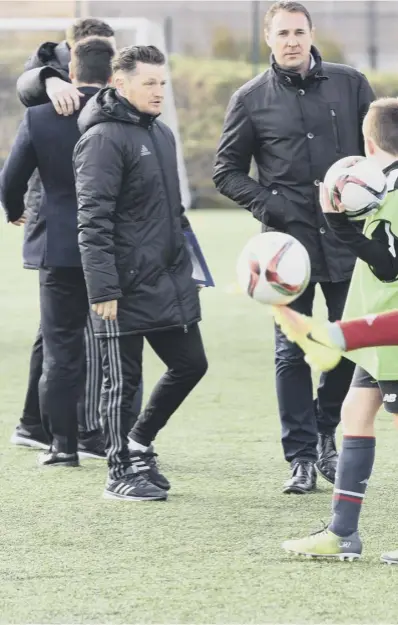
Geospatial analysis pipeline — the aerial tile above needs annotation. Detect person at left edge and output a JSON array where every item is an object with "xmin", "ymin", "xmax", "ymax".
[
  {"xmin": 12, "ymin": 18, "xmax": 144, "ymax": 453},
  {"xmin": 0, "ymin": 38, "xmax": 137, "ymax": 472}
]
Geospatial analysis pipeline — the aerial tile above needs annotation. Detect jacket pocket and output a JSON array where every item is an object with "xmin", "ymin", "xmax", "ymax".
[
  {"xmin": 330, "ymin": 108, "xmax": 341, "ymax": 153},
  {"xmin": 117, "ymin": 253, "xmax": 138, "ymax": 293}
]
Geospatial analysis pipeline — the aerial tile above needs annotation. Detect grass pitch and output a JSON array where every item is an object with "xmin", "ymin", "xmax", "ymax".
[{"xmin": 1, "ymin": 210, "xmax": 398, "ymax": 624}]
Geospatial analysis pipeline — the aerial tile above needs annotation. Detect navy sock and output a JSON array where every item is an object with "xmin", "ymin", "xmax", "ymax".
[{"xmin": 329, "ymin": 435, "xmax": 375, "ymax": 537}]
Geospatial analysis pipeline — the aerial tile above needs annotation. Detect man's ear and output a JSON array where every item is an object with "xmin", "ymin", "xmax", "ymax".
[
  {"xmin": 68, "ymin": 60, "xmax": 74, "ymax": 82},
  {"xmin": 114, "ymin": 73, "xmax": 125, "ymax": 95}
]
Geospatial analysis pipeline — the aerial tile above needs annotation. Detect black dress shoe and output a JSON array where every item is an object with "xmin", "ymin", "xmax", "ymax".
[
  {"xmin": 283, "ymin": 461, "xmax": 317, "ymax": 494},
  {"xmin": 316, "ymin": 433, "xmax": 338, "ymax": 484},
  {"xmin": 37, "ymin": 450, "xmax": 80, "ymax": 467}
]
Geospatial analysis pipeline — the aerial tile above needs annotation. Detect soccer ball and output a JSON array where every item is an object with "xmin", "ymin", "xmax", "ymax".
[
  {"xmin": 236, "ymin": 231, "xmax": 311, "ymax": 306},
  {"xmin": 324, "ymin": 156, "xmax": 387, "ymax": 221}
]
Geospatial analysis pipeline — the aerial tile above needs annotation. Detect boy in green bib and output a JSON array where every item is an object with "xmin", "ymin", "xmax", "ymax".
[{"xmin": 277, "ymin": 97, "xmax": 398, "ymax": 563}]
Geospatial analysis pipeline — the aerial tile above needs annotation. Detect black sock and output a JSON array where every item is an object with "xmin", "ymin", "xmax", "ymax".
[{"xmin": 329, "ymin": 435, "xmax": 375, "ymax": 537}]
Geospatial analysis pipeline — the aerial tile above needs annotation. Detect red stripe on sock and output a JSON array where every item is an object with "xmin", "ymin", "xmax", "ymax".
[
  {"xmin": 338, "ymin": 311, "xmax": 398, "ymax": 351},
  {"xmin": 344, "ymin": 435, "xmax": 376, "ymax": 439},
  {"xmin": 334, "ymin": 494, "xmax": 363, "ymax": 504}
]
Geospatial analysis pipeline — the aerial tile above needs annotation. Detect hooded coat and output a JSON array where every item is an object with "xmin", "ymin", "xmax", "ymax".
[{"xmin": 73, "ymin": 88, "xmax": 201, "ymax": 337}]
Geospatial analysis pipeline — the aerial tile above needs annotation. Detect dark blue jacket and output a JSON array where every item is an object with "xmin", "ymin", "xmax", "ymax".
[{"xmin": 0, "ymin": 87, "xmax": 98, "ymax": 268}]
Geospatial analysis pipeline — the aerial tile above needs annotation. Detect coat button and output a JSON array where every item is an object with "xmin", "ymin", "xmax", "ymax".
[
  {"xmin": 129, "ymin": 270, "xmax": 135, "ymax": 274},
  {"xmin": 307, "ymin": 132, "xmax": 314, "ymax": 139},
  {"xmin": 320, "ymin": 227, "xmax": 326, "ymax": 234},
  {"xmin": 314, "ymin": 179, "xmax": 320, "ymax": 186},
  {"xmin": 272, "ymin": 189, "xmax": 278, "ymax": 195},
  {"xmin": 298, "ymin": 89, "xmax": 305, "ymax": 95}
]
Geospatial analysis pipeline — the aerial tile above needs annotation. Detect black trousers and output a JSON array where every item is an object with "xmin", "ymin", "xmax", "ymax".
[
  {"xmin": 275, "ymin": 280, "xmax": 355, "ymax": 465},
  {"xmin": 38, "ymin": 267, "xmax": 89, "ymax": 453},
  {"xmin": 21, "ymin": 325, "xmax": 43, "ymax": 427},
  {"xmin": 100, "ymin": 322, "xmax": 208, "ymax": 480},
  {"xmin": 20, "ymin": 316, "xmax": 144, "ymax": 435},
  {"xmin": 20, "ymin": 320, "xmax": 100, "ymax": 434}
]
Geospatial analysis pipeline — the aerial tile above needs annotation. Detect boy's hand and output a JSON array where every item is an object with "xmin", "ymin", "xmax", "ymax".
[{"xmin": 319, "ymin": 182, "xmax": 345, "ymax": 214}]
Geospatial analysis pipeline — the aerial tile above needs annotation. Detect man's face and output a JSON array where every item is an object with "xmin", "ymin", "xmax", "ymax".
[
  {"xmin": 115, "ymin": 62, "xmax": 166, "ymax": 115},
  {"xmin": 265, "ymin": 10, "xmax": 313, "ymax": 73}
]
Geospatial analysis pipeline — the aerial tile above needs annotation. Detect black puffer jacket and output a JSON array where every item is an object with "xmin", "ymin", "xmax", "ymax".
[
  {"xmin": 213, "ymin": 47, "xmax": 375, "ymax": 282},
  {"xmin": 73, "ymin": 88, "xmax": 201, "ymax": 337}
]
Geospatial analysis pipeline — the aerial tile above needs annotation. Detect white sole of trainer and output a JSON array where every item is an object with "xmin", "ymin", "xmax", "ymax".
[
  {"xmin": 10, "ymin": 434, "xmax": 49, "ymax": 450},
  {"xmin": 380, "ymin": 557, "xmax": 398, "ymax": 565},
  {"xmin": 103, "ymin": 490, "xmax": 167, "ymax": 501},
  {"xmin": 284, "ymin": 550, "xmax": 360, "ymax": 562}
]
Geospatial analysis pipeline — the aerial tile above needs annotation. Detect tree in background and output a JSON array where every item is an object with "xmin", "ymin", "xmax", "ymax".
[{"xmin": 211, "ymin": 25, "xmax": 346, "ymax": 65}]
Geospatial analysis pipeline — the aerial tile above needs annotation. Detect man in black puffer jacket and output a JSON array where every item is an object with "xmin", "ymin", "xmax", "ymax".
[
  {"xmin": 73, "ymin": 45, "xmax": 208, "ymax": 500},
  {"xmin": 214, "ymin": 1, "xmax": 375, "ymax": 494}
]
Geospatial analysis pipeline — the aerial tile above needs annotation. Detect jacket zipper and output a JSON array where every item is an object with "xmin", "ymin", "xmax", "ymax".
[
  {"xmin": 149, "ymin": 126, "xmax": 188, "ymax": 333},
  {"xmin": 330, "ymin": 109, "xmax": 341, "ymax": 153}
]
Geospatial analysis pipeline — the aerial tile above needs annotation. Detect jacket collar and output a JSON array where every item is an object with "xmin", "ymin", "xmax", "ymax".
[
  {"xmin": 77, "ymin": 86, "xmax": 101, "ymax": 96},
  {"xmin": 271, "ymin": 45, "xmax": 328, "ymax": 88},
  {"xmin": 115, "ymin": 92, "xmax": 159, "ymax": 128}
]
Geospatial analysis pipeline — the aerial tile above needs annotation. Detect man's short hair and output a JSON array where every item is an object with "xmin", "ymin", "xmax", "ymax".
[
  {"xmin": 265, "ymin": 1, "xmax": 313, "ymax": 31},
  {"xmin": 72, "ymin": 36, "xmax": 115, "ymax": 85},
  {"xmin": 366, "ymin": 98, "xmax": 398, "ymax": 156},
  {"xmin": 67, "ymin": 18, "xmax": 114, "ymax": 45},
  {"xmin": 112, "ymin": 45, "xmax": 165, "ymax": 74}
]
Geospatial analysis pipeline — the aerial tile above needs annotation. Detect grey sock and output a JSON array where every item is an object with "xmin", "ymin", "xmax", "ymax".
[
  {"xmin": 329, "ymin": 436, "xmax": 375, "ymax": 537},
  {"xmin": 327, "ymin": 322, "xmax": 347, "ymax": 350}
]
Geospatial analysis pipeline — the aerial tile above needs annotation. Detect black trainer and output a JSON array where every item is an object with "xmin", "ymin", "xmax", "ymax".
[
  {"xmin": 78, "ymin": 429, "xmax": 106, "ymax": 459},
  {"xmin": 130, "ymin": 446, "xmax": 171, "ymax": 491},
  {"xmin": 104, "ymin": 466, "xmax": 167, "ymax": 501},
  {"xmin": 38, "ymin": 449, "xmax": 80, "ymax": 467},
  {"xmin": 11, "ymin": 423, "xmax": 50, "ymax": 450}
]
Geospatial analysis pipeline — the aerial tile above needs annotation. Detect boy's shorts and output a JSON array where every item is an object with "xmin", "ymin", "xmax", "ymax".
[{"xmin": 351, "ymin": 366, "xmax": 398, "ymax": 414}]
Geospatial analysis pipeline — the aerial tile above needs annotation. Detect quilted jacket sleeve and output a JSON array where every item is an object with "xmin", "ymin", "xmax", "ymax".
[
  {"xmin": 17, "ymin": 42, "xmax": 69, "ymax": 108},
  {"xmin": 213, "ymin": 92, "xmax": 289, "ymax": 228},
  {"xmin": 73, "ymin": 130, "xmax": 124, "ymax": 305}
]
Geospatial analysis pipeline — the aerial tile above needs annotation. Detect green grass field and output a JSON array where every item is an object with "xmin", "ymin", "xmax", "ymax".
[{"xmin": 1, "ymin": 209, "xmax": 398, "ymax": 624}]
